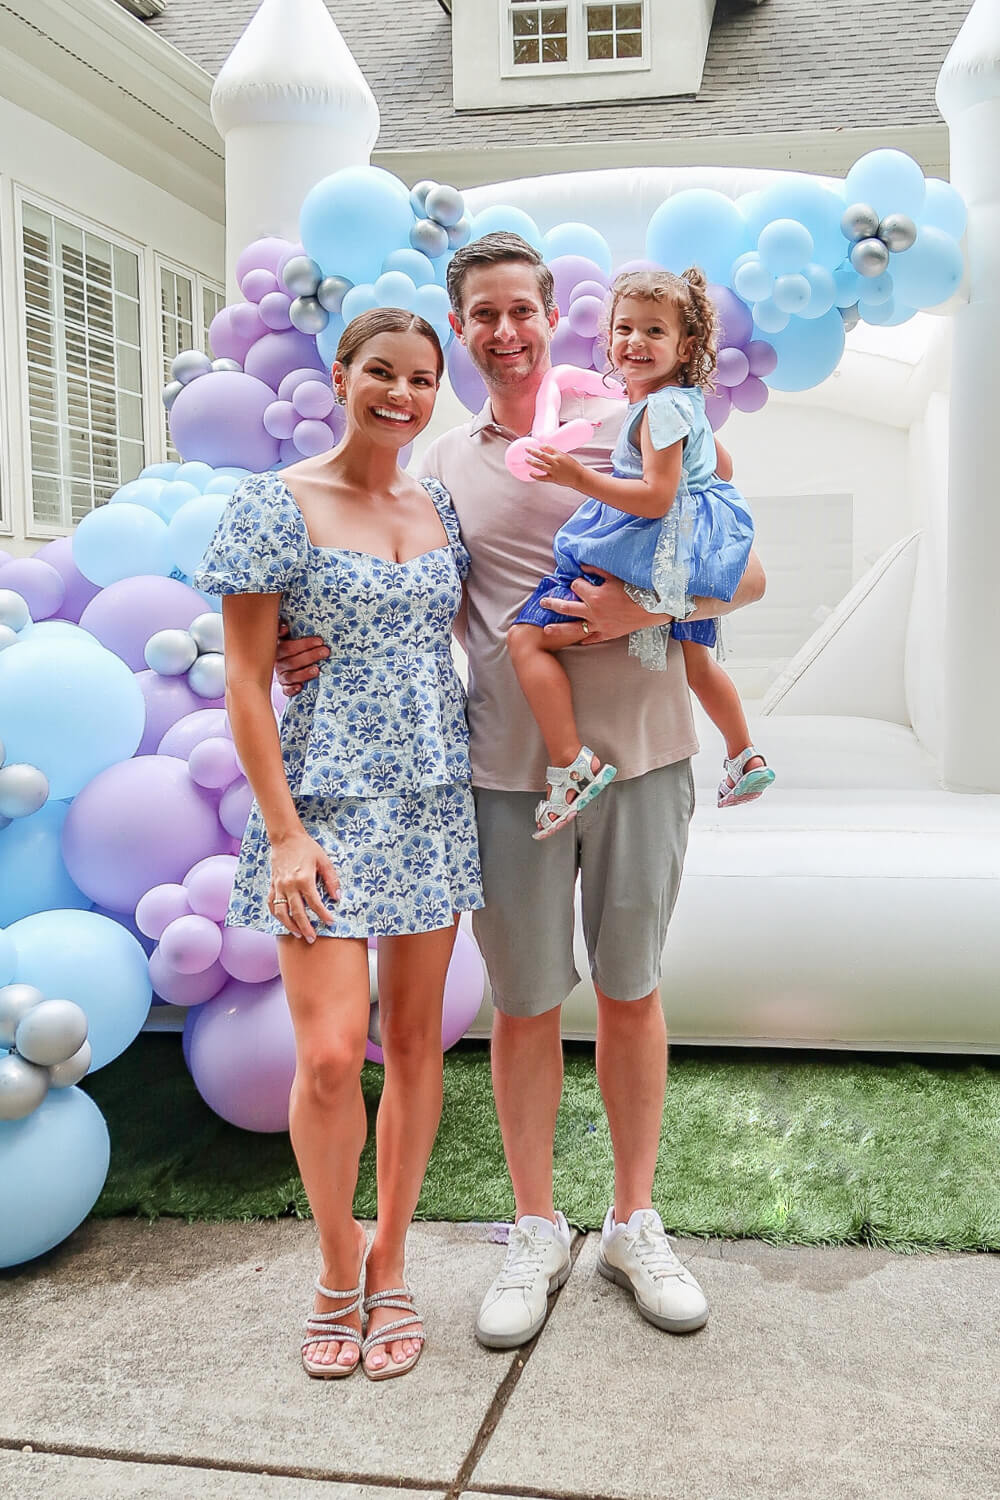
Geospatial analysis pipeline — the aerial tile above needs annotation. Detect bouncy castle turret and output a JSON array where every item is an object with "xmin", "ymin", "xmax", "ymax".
[
  {"xmin": 937, "ymin": 0, "xmax": 1000, "ymax": 792},
  {"xmin": 210, "ymin": 0, "xmax": 379, "ymax": 298}
]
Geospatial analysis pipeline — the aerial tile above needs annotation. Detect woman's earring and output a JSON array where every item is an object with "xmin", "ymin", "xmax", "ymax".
[{"xmin": 334, "ymin": 388, "xmax": 345, "ymax": 405}]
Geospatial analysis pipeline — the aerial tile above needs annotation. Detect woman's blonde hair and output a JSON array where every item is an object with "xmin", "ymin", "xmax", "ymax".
[{"xmin": 604, "ymin": 268, "xmax": 717, "ymax": 389}]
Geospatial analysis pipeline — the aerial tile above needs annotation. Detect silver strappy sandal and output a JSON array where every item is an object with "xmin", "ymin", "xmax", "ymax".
[
  {"xmin": 361, "ymin": 1287, "xmax": 425, "ymax": 1382},
  {"xmin": 718, "ymin": 745, "xmax": 775, "ymax": 808},
  {"xmin": 532, "ymin": 745, "xmax": 618, "ymax": 841},
  {"xmin": 301, "ymin": 1276, "xmax": 364, "ymax": 1379}
]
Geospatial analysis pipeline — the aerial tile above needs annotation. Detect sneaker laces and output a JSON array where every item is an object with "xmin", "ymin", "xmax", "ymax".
[
  {"xmin": 493, "ymin": 1226, "xmax": 549, "ymax": 1292},
  {"xmin": 627, "ymin": 1214, "xmax": 686, "ymax": 1282}
]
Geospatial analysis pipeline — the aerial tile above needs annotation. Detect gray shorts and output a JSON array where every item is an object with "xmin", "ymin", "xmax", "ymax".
[{"xmin": 472, "ymin": 759, "xmax": 694, "ymax": 1018}]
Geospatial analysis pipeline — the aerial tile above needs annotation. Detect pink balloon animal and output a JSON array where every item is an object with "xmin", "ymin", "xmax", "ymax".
[{"xmin": 505, "ymin": 365, "xmax": 625, "ymax": 482}]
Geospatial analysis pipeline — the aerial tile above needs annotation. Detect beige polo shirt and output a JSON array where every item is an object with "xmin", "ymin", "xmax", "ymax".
[{"xmin": 419, "ymin": 393, "xmax": 698, "ymax": 793}]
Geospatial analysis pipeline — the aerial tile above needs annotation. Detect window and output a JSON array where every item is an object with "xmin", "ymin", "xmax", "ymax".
[
  {"xmin": 157, "ymin": 261, "xmax": 225, "ymax": 460},
  {"xmin": 20, "ymin": 199, "xmax": 145, "ymax": 531},
  {"xmin": 505, "ymin": 0, "xmax": 645, "ymax": 73}
]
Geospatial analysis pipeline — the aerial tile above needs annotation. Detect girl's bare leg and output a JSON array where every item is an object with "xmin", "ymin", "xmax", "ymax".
[
  {"xmin": 279, "ymin": 933, "xmax": 371, "ymax": 1370},
  {"xmin": 507, "ymin": 623, "xmax": 585, "ymax": 768},
  {"xmin": 680, "ymin": 640, "xmax": 764, "ymax": 771},
  {"xmin": 363, "ymin": 921, "xmax": 459, "ymax": 1371}
]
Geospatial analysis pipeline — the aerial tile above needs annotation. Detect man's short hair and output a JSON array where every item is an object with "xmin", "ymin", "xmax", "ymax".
[{"xmin": 446, "ymin": 232, "xmax": 557, "ymax": 320}]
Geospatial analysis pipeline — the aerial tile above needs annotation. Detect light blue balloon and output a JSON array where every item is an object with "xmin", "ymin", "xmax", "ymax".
[
  {"xmin": 845, "ymin": 149, "xmax": 926, "ymax": 221},
  {"xmin": 203, "ymin": 474, "xmax": 242, "ymax": 497},
  {"xmin": 752, "ymin": 298, "xmax": 790, "ymax": 335},
  {"xmin": 374, "ymin": 271, "xmax": 419, "ymax": 311},
  {"xmin": 73, "ymin": 503, "xmax": 171, "ymax": 587},
  {"xmin": 140, "ymin": 462, "xmax": 179, "ymax": 481},
  {"xmin": 772, "ymin": 273, "xmax": 811, "ymax": 314},
  {"xmin": 382, "ymin": 249, "xmax": 436, "ymax": 288},
  {"xmin": 0, "ymin": 802, "xmax": 92, "ymax": 925},
  {"xmin": 213, "ymin": 467, "xmax": 252, "ymax": 479},
  {"xmin": 0, "ymin": 1087, "xmax": 110, "ymax": 1267},
  {"xmin": 858, "ymin": 270, "xmax": 894, "ymax": 307},
  {"xmin": 316, "ymin": 315, "xmax": 346, "ymax": 370},
  {"xmin": 646, "ymin": 190, "xmax": 750, "ymax": 285},
  {"xmin": 9, "ymin": 908, "xmax": 151, "ymax": 1072},
  {"xmin": 413, "ymin": 282, "xmax": 453, "ymax": 344},
  {"xmin": 17, "ymin": 621, "xmax": 99, "ymax": 647},
  {"xmin": 167, "ymin": 494, "xmax": 228, "ymax": 579},
  {"xmin": 833, "ymin": 263, "xmax": 865, "ymax": 308},
  {"xmin": 156, "ymin": 480, "xmax": 202, "ymax": 521},
  {"xmin": 757, "ymin": 219, "xmax": 814, "ymax": 276},
  {"xmin": 765, "ymin": 306, "xmax": 845, "ymax": 392},
  {"xmin": 860, "ymin": 296, "xmax": 903, "ymax": 326},
  {"xmin": 889, "ymin": 227, "xmax": 964, "ymax": 309},
  {"xmin": 111, "ymin": 478, "xmax": 166, "ymax": 513},
  {"xmin": 340, "ymin": 284, "xmax": 381, "ymax": 325},
  {"xmin": 733, "ymin": 256, "xmax": 773, "ymax": 304},
  {"xmin": 300, "ymin": 165, "xmax": 414, "ymax": 287},
  {"xmin": 174, "ymin": 461, "xmax": 216, "ymax": 491},
  {"xmin": 470, "ymin": 206, "xmax": 544, "ymax": 253},
  {"xmin": 0, "ymin": 637, "xmax": 145, "ymax": 800},
  {"xmin": 920, "ymin": 179, "xmax": 966, "ymax": 241},
  {"xmin": 864, "ymin": 298, "xmax": 916, "ymax": 327},
  {"xmin": 799, "ymin": 263, "xmax": 837, "ymax": 320},
  {"xmin": 542, "ymin": 223, "xmax": 613, "ymax": 274},
  {"xmin": 741, "ymin": 178, "xmax": 848, "ymax": 270},
  {"xmin": 0, "ymin": 927, "xmax": 13, "ymax": 986}
]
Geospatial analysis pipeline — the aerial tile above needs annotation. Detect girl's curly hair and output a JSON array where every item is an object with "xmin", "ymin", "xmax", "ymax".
[{"xmin": 602, "ymin": 267, "xmax": 717, "ymax": 389}]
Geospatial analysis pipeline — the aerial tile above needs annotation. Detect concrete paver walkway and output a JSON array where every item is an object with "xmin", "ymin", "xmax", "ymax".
[{"xmin": 1, "ymin": 1219, "xmax": 997, "ymax": 1499}]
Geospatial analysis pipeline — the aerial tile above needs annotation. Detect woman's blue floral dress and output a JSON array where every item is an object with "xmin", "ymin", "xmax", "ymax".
[{"xmin": 193, "ymin": 472, "xmax": 484, "ymax": 939}]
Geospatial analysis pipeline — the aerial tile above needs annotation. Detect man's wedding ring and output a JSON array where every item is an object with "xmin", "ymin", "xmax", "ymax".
[
  {"xmin": 581, "ymin": 620, "xmax": 590, "ymax": 635},
  {"xmin": 272, "ymin": 898, "xmax": 289, "ymax": 906}
]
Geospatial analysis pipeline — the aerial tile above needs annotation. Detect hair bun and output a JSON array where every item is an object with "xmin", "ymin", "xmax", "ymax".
[{"xmin": 681, "ymin": 266, "xmax": 707, "ymax": 290}]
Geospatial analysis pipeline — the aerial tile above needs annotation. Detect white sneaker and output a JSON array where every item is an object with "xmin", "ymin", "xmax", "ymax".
[
  {"xmin": 598, "ymin": 1207, "xmax": 709, "ymax": 1333},
  {"xmin": 475, "ymin": 1212, "xmax": 572, "ymax": 1349}
]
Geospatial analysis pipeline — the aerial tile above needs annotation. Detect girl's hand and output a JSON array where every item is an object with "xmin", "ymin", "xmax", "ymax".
[
  {"xmin": 525, "ymin": 446, "xmax": 586, "ymax": 489},
  {"xmin": 268, "ymin": 831, "xmax": 341, "ymax": 941}
]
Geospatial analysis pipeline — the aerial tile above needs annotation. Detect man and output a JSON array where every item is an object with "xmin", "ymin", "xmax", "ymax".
[{"xmin": 277, "ymin": 233, "xmax": 764, "ymax": 1347}]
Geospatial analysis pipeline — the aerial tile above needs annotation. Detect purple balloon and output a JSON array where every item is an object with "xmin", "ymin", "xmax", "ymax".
[
  {"xmin": 277, "ymin": 367, "xmax": 328, "ymax": 402},
  {"xmin": 208, "ymin": 306, "xmax": 258, "ymax": 364},
  {"xmin": 32, "ymin": 537, "xmax": 101, "ymax": 622},
  {"xmin": 240, "ymin": 269, "xmax": 280, "ymax": 304},
  {"xmin": 446, "ymin": 339, "xmax": 488, "ymax": 414},
  {"xmin": 157, "ymin": 707, "xmax": 230, "ymax": 759},
  {"xmin": 441, "ymin": 930, "xmax": 486, "ymax": 1050},
  {"xmin": 569, "ymin": 279, "xmax": 610, "ymax": 306},
  {"xmin": 730, "ymin": 374, "xmax": 769, "ymax": 414},
  {"xmin": 219, "ymin": 926, "xmax": 280, "ymax": 983},
  {"xmin": 159, "ymin": 913, "xmax": 223, "ymax": 974},
  {"xmin": 229, "ymin": 302, "xmax": 268, "ymax": 345},
  {"xmin": 135, "ymin": 882, "xmax": 192, "ymax": 940},
  {"xmin": 549, "ymin": 256, "xmax": 608, "ymax": 312},
  {"xmin": 710, "ymin": 284, "xmax": 754, "ymax": 351},
  {"xmin": 188, "ymin": 736, "xmax": 241, "ymax": 790},
  {"xmin": 79, "ymin": 575, "xmax": 206, "ymax": 672},
  {"xmin": 292, "ymin": 381, "xmax": 335, "ymax": 420},
  {"xmin": 243, "ymin": 330, "xmax": 325, "ymax": 390},
  {"xmin": 62, "ymin": 755, "xmax": 229, "ymax": 913},
  {"xmin": 746, "ymin": 339, "xmax": 778, "ymax": 378},
  {"xmin": 258, "ymin": 292, "xmax": 293, "ymax": 332},
  {"xmin": 263, "ymin": 400, "xmax": 297, "ymax": 439},
  {"xmin": 219, "ymin": 777, "xmax": 253, "ymax": 838},
  {"xmin": 614, "ymin": 258, "xmax": 659, "ymax": 276},
  {"xmin": 235, "ymin": 237, "xmax": 296, "ymax": 284},
  {"xmin": 716, "ymin": 347, "xmax": 751, "ymax": 389},
  {"xmin": 184, "ymin": 854, "xmax": 238, "ymax": 922},
  {"xmin": 169, "ymin": 371, "xmax": 281, "ymax": 473},
  {"xmin": 186, "ymin": 975, "xmax": 296, "ymax": 1132},
  {"xmin": 152, "ymin": 949, "xmax": 228, "ymax": 1007},
  {"xmin": 278, "ymin": 439, "xmax": 301, "ymax": 468},
  {"xmin": 550, "ymin": 325, "xmax": 596, "ymax": 369},
  {"xmin": 136, "ymin": 671, "xmax": 225, "ymax": 756},
  {"xmin": 567, "ymin": 295, "xmax": 604, "ymax": 340},
  {"xmin": 704, "ymin": 388, "xmax": 732, "ymax": 432},
  {"xmin": 293, "ymin": 419, "xmax": 335, "ymax": 457},
  {"xmin": 0, "ymin": 558, "xmax": 64, "ymax": 620}
]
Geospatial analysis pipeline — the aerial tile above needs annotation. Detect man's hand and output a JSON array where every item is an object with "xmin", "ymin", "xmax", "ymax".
[
  {"xmin": 274, "ymin": 620, "xmax": 329, "ymax": 698},
  {"xmin": 525, "ymin": 446, "xmax": 587, "ymax": 491},
  {"xmin": 540, "ymin": 569, "xmax": 672, "ymax": 648}
]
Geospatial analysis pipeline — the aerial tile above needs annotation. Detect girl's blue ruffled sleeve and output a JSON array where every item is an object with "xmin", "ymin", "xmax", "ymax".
[
  {"xmin": 193, "ymin": 474, "xmax": 308, "ymax": 596},
  {"xmin": 645, "ymin": 387, "xmax": 695, "ymax": 451}
]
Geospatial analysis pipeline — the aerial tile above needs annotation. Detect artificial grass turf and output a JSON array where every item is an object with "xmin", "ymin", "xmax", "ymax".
[{"xmin": 83, "ymin": 1034, "xmax": 1000, "ymax": 1251}]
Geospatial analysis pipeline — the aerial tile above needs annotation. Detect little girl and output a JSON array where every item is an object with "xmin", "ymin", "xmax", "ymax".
[{"xmin": 507, "ymin": 267, "xmax": 774, "ymax": 839}]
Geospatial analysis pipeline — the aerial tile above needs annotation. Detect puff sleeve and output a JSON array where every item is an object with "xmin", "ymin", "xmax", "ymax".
[
  {"xmin": 644, "ymin": 387, "xmax": 696, "ymax": 451},
  {"xmin": 193, "ymin": 474, "xmax": 308, "ymax": 596},
  {"xmin": 421, "ymin": 477, "xmax": 470, "ymax": 581}
]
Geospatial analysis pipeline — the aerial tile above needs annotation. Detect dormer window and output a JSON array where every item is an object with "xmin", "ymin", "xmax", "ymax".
[{"xmin": 504, "ymin": 1, "xmax": 647, "ymax": 75}]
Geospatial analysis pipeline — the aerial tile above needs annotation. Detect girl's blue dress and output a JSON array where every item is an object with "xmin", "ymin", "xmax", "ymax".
[
  {"xmin": 514, "ymin": 384, "xmax": 754, "ymax": 666},
  {"xmin": 194, "ymin": 472, "xmax": 484, "ymax": 939}
]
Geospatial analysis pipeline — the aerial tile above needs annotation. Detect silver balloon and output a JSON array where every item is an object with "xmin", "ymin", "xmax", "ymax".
[
  {"xmin": 0, "ymin": 624, "xmax": 19, "ymax": 652},
  {"xmin": 0, "ymin": 589, "xmax": 31, "ymax": 633},
  {"xmin": 410, "ymin": 218, "xmax": 449, "ymax": 260},
  {"xmin": 188, "ymin": 651, "xmax": 226, "ymax": 699},
  {"xmin": 15, "ymin": 998, "xmax": 88, "ymax": 1067},
  {"xmin": 409, "ymin": 179, "xmax": 438, "ymax": 216},
  {"xmin": 144, "ymin": 628, "xmax": 198, "ymax": 676},
  {"xmin": 289, "ymin": 295, "xmax": 330, "ymax": 335},
  {"xmin": 447, "ymin": 216, "xmax": 472, "ymax": 251},
  {"xmin": 281, "ymin": 255, "xmax": 323, "ymax": 298},
  {"xmin": 189, "ymin": 611, "xmax": 225, "ymax": 655},
  {"xmin": 48, "ymin": 1038, "xmax": 93, "ymax": 1089},
  {"xmin": 162, "ymin": 380, "xmax": 183, "ymax": 412},
  {"xmin": 0, "ymin": 763, "xmax": 49, "ymax": 820},
  {"xmin": 0, "ymin": 1051, "xmax": 49, "ymax": 1120},
  {"xmin": 211, "ymin": 357, "xmax": 243, "ymax": 374},
  {"xmin": 317, "ymin": 275, "xmax": 353, "ymax": 314},
  {"xmin": 0, "ymin": 983, "xmax": 45, "ymax": 1049},
  {"xmin": 171, "ymin": 349, "xmax": 213, "ymax": 385},
  {"xmin": 840, "ymin": 304, "xmax": 861, "ymax": 332},
  {"xmin": 877, "ymin": 213, "xmax": 917, "ymax": 253},
  {"xmin": 849, "ymin": 237, "xmax": 891, "ymax": 278},
  {"xmin": 840, "ymin": 202, "xmax": 880, "ymax": 243},
  {"xmin": 425, "ymin": 184, "xmax": 465, "ymax": 229}
]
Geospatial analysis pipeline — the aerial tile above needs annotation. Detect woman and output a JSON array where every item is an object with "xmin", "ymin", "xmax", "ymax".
[{"xmin": 194, "ymin": 309, "xmax": 483, "ymax": 1382}]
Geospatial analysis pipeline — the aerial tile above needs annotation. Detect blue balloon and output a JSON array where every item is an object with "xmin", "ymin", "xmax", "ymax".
[
  {"xmin": 0, "ymin": 637, "xmax": 145, "ymax": 800},
  {"xmin": 757, "ymin": 219, "xmax": 814, "ymax": 276},
  {"xmin": 8, "ymin": 908, "xmax": 151, "ymax": 1071},
  {"xmin": 174, "ymin": 461, "xmax": 216, "ymax": 491},
  {"xmin": 889, "ymin": 227, "xmax": 964, "ymax": 309},
  {"xmin": 139, "ymin": 462, "xmax": 180, "ymax": 481},
  {"xmin": 858, "ymin": 271, "xmax": 894, "ymax": 308},
  {"xmin": 542, "ymin": 223, "xmax": 613, "ymax": 274},
  {"xmin": 73, "ymin": 503, "xmax": 171, "ymax": 587},
  {"xmin": 0, "ymin": 802, "xmax": 92, "ymax": 925},
  {"xmin": 470, "ymin": 206, "xmax": 543, "ymax": 252},
  {"xmin": 0, "ymin": 927, "xmax": 14, "ymax": 985},
  {"xmin": 300, "ymin": 166, "xmax": 414, "ymax": 287},
  {"xmin": 203, "ymin": 474, "xmax": 242, "ymax": 497},
  {"xmin": 772, "ymin": 273, "xmax": 811, "ymax": 314},
  {"xmin": 765, "ymin": 306, "xmax": 845, "ymax": 392},
  {"xmin": 863, "ymin": 298, "xmax": 916, "ymax": 327},
  {"xmin": 845, "ymin": 149, "xmax": 926, "ymax": 221},
  {"xmin": 741, "ymin": 178, "xmax": 848, "ymax": 270},
  {"xmin": 373, "ymin": 271, "xmax": 419, "ymax": 311},
  {"xmin": 413, "ymin": 283, "xmax": 453, "ymax": 346},
  {"xmin": 0, "ymin": 1087, "xmax": 110, "ymax": 1267},
  {"xmin": 752, "ymin": 298, "xmax": 790, "ymax": 335},
  {"xmin": 156, "ymin": 480, "xmax": 201, "ymax": 521},
  {"xmin": 17, "ymin": 621, "xmax": 99, "ymax": 648},
  {"xmin": 733, "ymin": 256, "xmax": 773, "ymax": 304},
  {"xmin": 213, "ymin": 467, "xmax": 252, "ymax": 479},
  {"xmin": 646, "ymin": 190, "xmax": 750, "ymax": 285},
  {"xmin": 340, "ymin": 284, "xmax": 380, "ymax": 325},
  {"xmin": 167, "ymin": 494, "xmax": 228, "ymax": 579},
  {"xmin": 920, "ymin": 179, "xmax": 967, "ymax": 241},
  {"xmin": 833, "ymin": 263, "xmax": 865, "ymax": 308},
  {"xmin": 111, "ymin": 478, "xmax": 166, "ymax": 513},
  {"xmin": 799, "ymin": 263, "xmax": 837, "ymax": 320},
  {"xmin": 316, "ymin": 314, "xmax": 346, "ymax": 370},
  {"xmin": 382, "ymin": 249, "xmax": 437, "ymax": 287}
]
